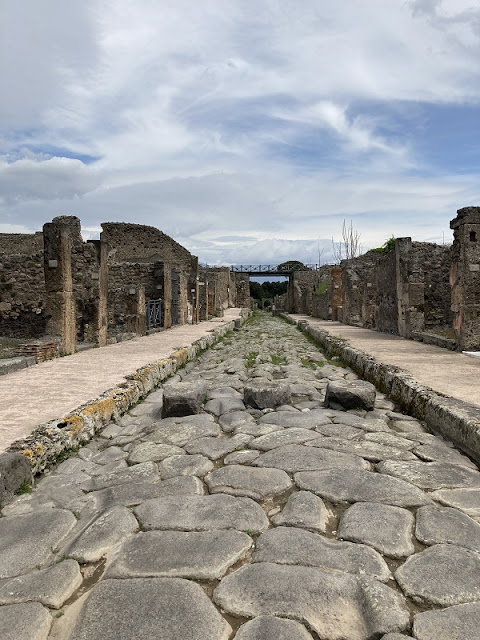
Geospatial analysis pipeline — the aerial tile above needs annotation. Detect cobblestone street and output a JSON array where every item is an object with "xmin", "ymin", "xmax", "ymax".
[{"xmin": 1, "ymin": 313, "xmax": 480, "ymax": 639}]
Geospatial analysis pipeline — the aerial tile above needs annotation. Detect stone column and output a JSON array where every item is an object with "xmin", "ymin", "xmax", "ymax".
[
  {"xmin": 126, "ymin": 286, "xmax": 146, "ymax": 336},
  {"xmin": 450, "ymin": 207, "xmax": 480, "ymax": 351},
  {"xmin": 153, "ymin": 262, "xmax": 172, "ymax": 328},
  {"xmin": 43, "ymin": 216, "xmax": 78, "ymax": 354},
  {"xmin": 85, "ymin": 240, "xmax": 109, "ymax": 347}
]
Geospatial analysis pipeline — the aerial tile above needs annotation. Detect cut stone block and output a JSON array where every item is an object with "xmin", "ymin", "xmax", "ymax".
[
  {"xmin": 205, "ymin": 465, "xmax": 292, "ymax": 500},
  {"xmin": 82, "ymin": 461, "xmax": 159, "ymax": 492},
  {"xmin": 377, "ymin": 460, "xmax": 480, "ymax": 490},
  {"xmin": 159, "ymin": 454, "xmax": 213, "ymax": 479},
  {"xmin": 305, "ymin": 437, "xmax": 417, "ymax": 462},
  {"xmin": 416, "ymin": 504, "xmax": 480, "ymax": 552},
  {"xmin": 325, "ymin": 379, "xmax": 376, "ymax": 411},
  {"xmin": 204, "ymin": 397, "xmax": 246, "ymax": 416},
  {"xmin": 89, "ymin": 476, "xmax": 204, "ymax": 508},
  {"xmin": 234, "ymin": 616, "xmax": 314, "ymax": 640},
  {"xmin": 258, "ymin": 409, "xmax": 332, "ymax": 428},
  {"xmin": 431, "ymin": 487, "xmax": 480, "ymax": 516},
  {"xmin": 127, "ymin": 443, "xmax": 185, "ymax": 464},
  {"xmin": 0, "ymin": 602, "xmax": 52, "ymax": 640},
  {"xmin": 162, "ymin": 381, "xmax": 208, "ymax": 417},
  {"xmin": 271, "ymin": 490, "xmax": 332, "ymax": 533},
  {"xmin": 145, "ymin": 419, "xmax": 220, "ymax": 446},
  {"xmin": 255, "ymin": 444, "xmax": 370, "ymax": 473},
  {"xmin": 413, "ymin": 601, "xmax": 480, "ymax": 640},
  {"xmin": 250, "ymin": 428, "xmax": 319, "ymax": 451},
  {"xmin": 184, "ymin": 434, "xmax": 251, "ymax": 460},
  {"xmin": 244, "ymin": 380, "xmax": 291, "ymax": 409}
]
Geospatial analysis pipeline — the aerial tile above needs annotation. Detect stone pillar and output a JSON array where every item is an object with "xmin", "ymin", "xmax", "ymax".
[
  {"xmin": 153, "ymin": 262, "xmax": 172, "ymax": 328},
  {"xmin": 450, "ymin": 207, "xmax": 480, "ymax": 350},
  {"xmin": 43, "ymin": 216, "xmax": 78, "ymax": 354},
  {"xmin": 331, "ymin": 266, "xmax": 343, "ymax": 321},
  {"xmin": 85, "ymin": 240, "xmax": 109, "ymax": 347},
  {"xmin": 126, "ymin": 286, "xmax": 146, "ymax": 336}
]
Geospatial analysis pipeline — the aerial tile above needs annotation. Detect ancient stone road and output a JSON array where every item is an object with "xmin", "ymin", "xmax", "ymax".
[{"xmin": 1, "ymin": 313, "xmax": 480, "ymax": 639}]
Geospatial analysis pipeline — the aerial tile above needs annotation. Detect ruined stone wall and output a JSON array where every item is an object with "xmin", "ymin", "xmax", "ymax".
[
  {"xmin": 287, "ymin": 270, "xmax": 323, "ymax": 314},
  {"xmin": 413, "ymin": 242, "xmax": 452, "ymax": 331},
  {"xmin": 341, "ymin": 254, "xmax": 379, "ymax": 328},
  {"xmin": 107, "ymin": 263, "xmax": 153, "ymax": 338},
  {"xmin": 376, "ymin": 250, "xmax": 398, "ymax": 334},
  {"xmin": 233, "ymin": 273, "xmax": 251, "ymax": 309}
]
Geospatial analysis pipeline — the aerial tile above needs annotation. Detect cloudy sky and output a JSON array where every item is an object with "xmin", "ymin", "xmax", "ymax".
[{"xmin": 1, "ymin": 0, "xmax": 480, "ymax": 265}]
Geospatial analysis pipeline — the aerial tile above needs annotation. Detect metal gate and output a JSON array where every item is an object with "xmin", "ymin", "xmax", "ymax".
[
  {"xmin": 145, "ymin": 298, "xmax": 163, "ymax": 330},
  {"xmin": 171, "ymin": 270, "xmax": 179, "ymax": 325}
]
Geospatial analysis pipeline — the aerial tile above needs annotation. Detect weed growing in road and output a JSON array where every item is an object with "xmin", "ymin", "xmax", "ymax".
[
  {"xmin": 271, "ymin": 353, "xmax": 287, "ymax": 365},
  {"xmin": 14, "ymin": 480, "xmax": 33, "ymax": 495},
  {"xmin": 246, "ymin": 351, "xmax": 259, "ymax": 368}
]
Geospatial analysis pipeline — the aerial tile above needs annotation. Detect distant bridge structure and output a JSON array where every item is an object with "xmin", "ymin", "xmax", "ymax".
[{"xmin": 229, "ymin": 264, "xmax": 320, "ymax": 276}]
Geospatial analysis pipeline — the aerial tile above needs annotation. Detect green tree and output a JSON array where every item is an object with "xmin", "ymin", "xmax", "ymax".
[{"xmin": 276, "ymin": 260, "xmax": 308, "ymax": 272}]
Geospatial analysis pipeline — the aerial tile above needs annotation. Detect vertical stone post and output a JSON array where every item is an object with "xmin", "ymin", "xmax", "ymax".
[
  {"xmin": 43, "ymin": 216, "xmax": 78, "ymax": 354},
  {"xmin": 86, "ymin": 240, "xmax": 109, "ymax": 346},
  {"xmin": 152, "ymin": 262, "xmax": 172, "ymax": 329},
  {"xmin": 126, "ymin": 286, "xmax": 146, "ymax": 336},
  {"xmin": 450, "ymin": 207, "xmax": 480, "ymax": 351},
  {"xmin": 395, "ymin": 238, "xmax": 425, "ymax": 339}
]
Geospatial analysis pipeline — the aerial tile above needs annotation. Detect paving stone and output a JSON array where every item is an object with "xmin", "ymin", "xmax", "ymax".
[
  {"xmin": 295, "ymin": 468, "xmax": 431, "ymax": 507},
  {"xmin": 387, "ymin": 412, "xmax": 418, "ymax": 422},
  {"xmin": 204, "ymin": 396, "xmax": 246, "ymax": 415},
  {"xmin": 305, "ymin": 437, "xmax": 417, "ymax": 462},
  {"xmin": 337, "ymin": 502, "xmax": 415, "ymax": 558},
  {"xmin": 214, "ymin": 563, "xmax": 410, "ymax": 640},
  {"xmin": 134, "ymin": 494, "xmax": 269, "ymax": 532},
  {"xmin": 91, "ymin": 447, "xmax": 128, "ymax": 465},
  {"xmin": 271, "ymin": 490, "xmax": 332, "ymax": 532},
  {"xmin": 89, "ymin": 476, "xmax": 204, "ymax": 508},
  {"xmin": 325, "ymin": 379, "xmax": 376, "ymax": 411},
  {"xmin": 159, "ymin": 454, "xmax": 213, "ymax": 479},
  {"xmin": 205, "ymin": 465, "xmax": 292, "ymax": 499},
  {"xmin": 66, "ymin": 578, "xmax": 231, "ymax": 640},
  {"xmin": 255, "ymin": 444, "xmax": 370, "ymax": 473},
  {"xmin": 413, "ymin": 443, "xmax": 478, "ymax": 469},
  {"xmin": 331, "ymin": 414, "xmax": 392, "ymax": 432},
  {"xmin": 82, "ymin": 461, "xmax": 159, "ymax": 492},
  {"xmin": 363, "ymin": 432, "xmax": 415, "ymax": 450},
  {"xmin": 127, "ymin": 442, "xmax": 185, "ymax": 464},
  {"xmin": 395, "ymin": 543, "xmax": 480, "ymax": 606},
  {"xmin": 234, "ymin": 615, "xmax": 314, "ymax": 640},
  {"xmin": 234, "ymin": 422, "xmax": 284, "ymax": 436},
  {"xmin": 0, "ymin": 509, "xmax": 76, "ymax": 579},
  {"xmin": 0, "ymin": 602, "xmax": 52, "ymax": 640},
  {"xmin": 107, "ymin": 530, "xmax": 252, "ymax": 580},
  {"xmin": 162, "ymin": 380, "xmax": 208, "ymax": 417},
  {"xmin": 253, "ymin": 527, "xmax": 391, "ymax": 582},
  {"xmin": 219, "ymin": 410, "xmax": 255, "ymax": 432},
  {"xmin": 390, "ymin": 420, "xmax": 426, "ymax": 433},
  {"xmin": 145, "ymin": 420, "xmax": 220, "ymax": 446},
  {"xmin": 66, "ymin": 506, "xmax": 139, "ymax": 563},
  {"xmin": 250, "ymin": 427, "xmax": 320, "ymax": 451},
  {"xmin": 258, "ymin": 409, "xmax": 332, "ymax": 428},
  {"xmin": 0, "ymin": 559, "xmax": 82, "ymax": 609},
  {"xmin": 208, "ymin": 386, "xmax": 243, "ymax": 398},
  {"xmin": 224, "ymin": 450, "xmax": 260, "ymax": 465},
  {"xmin": 377, "ymin": 460, "xmax": 480, "ymax": 490},
  {"xmin": 381, "ymin": 635, "xmax": 414, "ymax": 640},
  {"xmin": 415, "ymin": 504, "xmax": 480, "ymax": 551},
  {"xmin": 431, "ymin": 487, "xmax": 480, "ymax": 516},
  {"xmin": 413, "ymin": 601, "xmax": 480, "ymax": 640},
  {"xmin": 314, "ymin": 422, "xmax": 364, "ymax": 439},
  {"xmin": 244, "ymin": 380, "xmax": 291, "ymax": 409},
  {"xmin": 184, "ymin": 434, "xmax": 251, "ymax": 459}
]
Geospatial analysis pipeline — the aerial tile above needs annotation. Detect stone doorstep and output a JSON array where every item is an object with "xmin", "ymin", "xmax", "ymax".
[{"xmin": 0, "ymin": 311, "xmax": 250, "ymax": 500}]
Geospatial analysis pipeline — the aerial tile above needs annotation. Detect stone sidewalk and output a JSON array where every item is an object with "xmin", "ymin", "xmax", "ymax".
[{"xmin": 0, "ymin": 310, "xmax": 243, "ymax": 453}]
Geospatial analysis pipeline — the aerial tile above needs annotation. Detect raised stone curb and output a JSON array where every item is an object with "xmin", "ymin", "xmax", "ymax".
[
  {"xmin": 283, "ymin": 314, "xmax": 480, "ymax": 464},
  {"xmin": 0, "ymin": 310, "xmax": 250, "ymax": 497}
]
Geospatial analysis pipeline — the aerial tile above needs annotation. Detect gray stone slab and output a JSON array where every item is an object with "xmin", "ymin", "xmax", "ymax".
[
  {"xmin": 416, "ymin": 504, "xmax": 480, "ymax": 551},
  {"xmin": 363, "ymin": 432, "xmax": 415, "ymax": 450},
  {"xmin": 258, "ymin": 409, "xmax": 332, "ymax": 428},
  {"xmin": 305, "ymin": 437, "xmax": 417, "ymax": 462},
  {"xmin": 314, "ymin": 422, "xmax": 364, "ymax": 439},
  {"xmin": 134, "ymin": 494, "xmax": 269, "ymax": 532},
  {"xmin": 184, "ymin": 434, "xmax": 251, "ymax": 460},
  {"xmin": 208, "ymin": 386, "xmax": 243, "ymax": 398},
  {"xmin": 127, "ymin": 442, "xmax": 185, "ymax": 464},
  {"xmin": 205, "ymin": 465, "xmax": 292, "ymax": 500},
  {"xmin": 89, "ymin": 476, "xmax": 204, "ymax": 508},
  {"xmin": 66, "ymin": 578, "xmax": 231, "ymax": 640},
  {"xmin": 0, "ymin": 509, "xmax": 76, "ymax": 579},
  {"xmin": 431, "ymin": 487, "xmax": 480, "ymax": 516},
  {"xmin": 214, "ymin": 563, "xmax": 410, "ymax": 640},
  {"xmin": 204, "ymin": 396, "xmax": 246, "ymax": 415},
  {"xmin": 107, "ymin": 530, "xmax": 252, "ymax": 580},
  {"xmin": 66, "ymin": 506, "xmax": 138, "ymax": 563},
  {"xmin": 162, "ymin": 380, "xmax": 208, "ymax": 417},
  {"xmin": 82, "ymin": 461, "xmax": 159, "ymax": 492},
  {"xmin": 234, "ymin": 422, "xmax": 284, "ymax": 436},
  {"xmin": 413, "ymin": 443, "xmax": 478, "ymax": 469},
  {"xmin": 91, "ymin": 446, "xmax": 128, "ymax": 465},
  {"xmin": 413, "ymin": 602, "xmax": 480, "ymax": 640},
  {"xmin": 255, "ymin": 444, "xmax": 370, "ymax": 473},
  {"xmin": 377, "ymin": 460, "xmax": 480, "ymax": 490},
  {"xmin": 271, "ymin": 490, "xmax": 332, "ymax": 533},
  {"xmin": 0, "ymin": 559, "xmax": 82, "ymax": 609},
  {"xmin": 244, "ymin": 380, "xmax": 291, "ymax": 409},
  {"xmin": 250, "ymin": 428, "xmax": 320, "ymax": 451},
  {"xmin": 0, "ymin": 602, "xmax": 52, "ymax": 640},
  {"xmin": 224, "ymin": 450, "xmax": 260, "ymax": 465},
  {"xmin": 159, "ymin": 454, "xmax": 213, "ymax": 479},
  {"xmin": 145, "ymin": 419, "xmax": 220, "ymax": 445},
  {"xmin": 234, "ymin": 616, "xmax": 314, "ymax": 640},
  {"xmin": 325, "ymin": 379, "xmax": 376, "ymax": 411},
  {"xmin": 219, "ymin": 410, "xmax": 255, "ymax": 432},
  {"xmin": 295, "ymin": 469, "xmax": 431, "ymax": 507},
  {"xmin": 391, "ymin": 419, "xmax": 426, "ymax": 433},
  {"xmin": 253, "ymin": 527, "xmax": 391, "ymax": 582},
  {"xmin": 395, "ymin": 543, "xmax": 480, "ymax": 606},
  {"xmin": 337, "ymin": 502, "xmax": 415, "ymax": 558}
]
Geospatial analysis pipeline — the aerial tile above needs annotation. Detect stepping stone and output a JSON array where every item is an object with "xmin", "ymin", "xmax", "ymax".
[
  {"xmin": 107, "ymin": 530, "xmax": 252, "ymax": 580},
  {"xmin": 258, "ymin": 409, "xmax": 332, "ymax": 428},
  {"xmin": 204, "ymin": 397, "xmax": 246, "ymax": 416},
  {"xmin": 145, "ymin": 421, "xmax": 220, "ymax": 446},
  {"xmin": 395, "ymin": 544, "xmax": 480, "ymax": 606},
  {"xmin": 219, "ymin": 411, "xmax": 255, "ymax": 432},
  {"xmin": 224, "ymin": 450, "xmax": 260, "ymax": 465},
  {"xmin": 271, "ymin": 490, "xmax": 332, "ymax": 533},
  {"xmin": 413, "ymin": 601, "xmax": 480, "ymax": 640},
  {"xmin": 244, "ymin": 380, "xmax": 291, "ymax": 409},
  {"xmin": 253, "ymin": 527, "xmax": 390, "ymax": 582},
  {"xmin": 214, "ymin": 563, "xmax": 409, "ymax": 640},
  {"xmin": 205, "ymin": 465, "xmax": 292, "ymax": 500},
  {"xmin": 89, "ymin": 476, "xmax": 204, "ymax": 508},
  {"xmin": 250, "ymin": 428, "xmax": 320, "ymax": 451},
  {"xmin": 0, "ymin": 509, "xmax": 76, "ymax": 579},
  {"xmin": 127, "ymin": 443, "xmax": 185, "ymax": 464},
  {"xmin": 134, "ymin": 494, "xmax": 269, "ymax": 532},
  {"xmin": 255, "ymin": 444, "xmax": 370, "ymax": 473},
  {"xmin": 416, "ymin": 505, "xmax": 480, "ymax": 551},
  {"xmin": 337, "ymin": 502, "xmax": 415, "ymax": 558},
  {"xmin": 162, "ymin": 381, "xmax": 208, "ymax": 417},
  {"xmin": 413, "ymin": 443, "xmax": 478, "ymax": 469},
  {"xmin": 305, "ymin": 437, "xmax": 417, "ymax": 462},
  {"xmin": 0, "ymin": 602, "xmax": 52, "ymax": 640},
  {"xmin": 431, "ymin": 487, "xmax": 480, "ymax": 516},
  {"xmin": 159, "ymin": 454, "xmax": 213, "ymax": 479},
  {"xmin": 82, "ymin": 461, "xmax": 159, "ymax": 492},
  {"xmin": 377, "ymin": 460, "xmax": 480, "ymax": 490},
  {"xmin": 67, "ymin": 578, "xmax": 231, "ymax": 640},
  {"xmin": 295, "ymin": 468, "xmax": 431, "ymax": 507},
  {"xmin": 66, "ymin": 506, "xmax": 139, "ymax": 563},
  {"xmin": 185, "ymin": 434, "xmax": 251, "ymax": 460},
  {"xmin": 325, "ymin": 379, "xmax": 376, "ymax": 411},
  {"xmin": 234, "ymin": 616, "xmax": 314, "ymax": 639}
]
